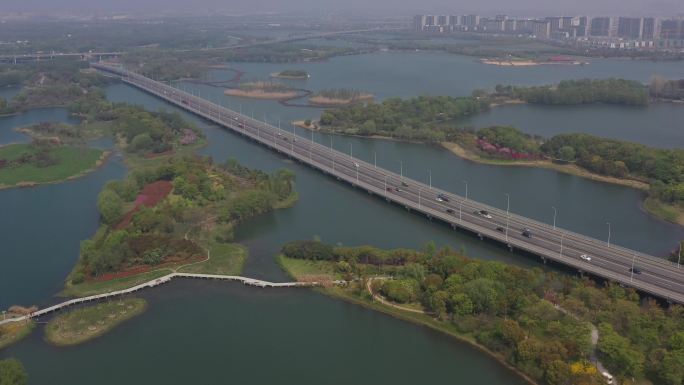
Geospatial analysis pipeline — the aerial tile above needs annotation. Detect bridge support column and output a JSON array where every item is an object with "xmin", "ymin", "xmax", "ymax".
[
  {"xmin": 477, "ymin": 233, "xmax": 483, "ymax": 240},
  {"xmin": 427, "ymin": 215, "xmax": 432, "ymax": 221},
  {"xmin": 578, "ymin": 270, "xmax": 584, "ymax": 277},
  {"xmin": 507, "ymin": 244, "xmax": 513, "ymax": 252},
  {"xmin": 541, "ymin": 257, "xmax": 547, "ymax": 264}
]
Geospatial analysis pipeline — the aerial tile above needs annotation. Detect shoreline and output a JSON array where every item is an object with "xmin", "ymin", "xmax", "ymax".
[
  {"xmin": 321, "ymin": 288, "xmax": 540, "ymax": 385},
  {"xmin": 277, "ymin": 258, "xmax": 539, "ymax": 385},
  {"xmin": 440, "ymin": 142, "xmax": 649, "ymax": 190}
]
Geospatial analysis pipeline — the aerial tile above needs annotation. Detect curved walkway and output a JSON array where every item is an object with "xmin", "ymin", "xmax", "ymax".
[{"xmin": 1, "ymin": 273, "xmax": 343, "ymax": 327}]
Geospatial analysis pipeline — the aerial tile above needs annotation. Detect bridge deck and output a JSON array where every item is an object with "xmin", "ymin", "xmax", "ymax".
[{"xmin": 87, "ymin": 63, "xmax": 684, "ymax": 305}]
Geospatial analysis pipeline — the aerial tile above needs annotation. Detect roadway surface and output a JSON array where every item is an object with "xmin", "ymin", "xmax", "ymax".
[{"xmin": 92, "ymin": 63, "xmax": 684, "ymax": 304}]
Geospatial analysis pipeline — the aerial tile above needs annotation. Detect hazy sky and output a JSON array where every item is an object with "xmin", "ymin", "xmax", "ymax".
[{"xmin": 6, "ymin": 0, "xmax": 684, "ymax": 16}]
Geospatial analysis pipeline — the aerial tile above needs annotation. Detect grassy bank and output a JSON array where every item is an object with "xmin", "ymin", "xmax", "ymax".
[
  {"xmin": 0, "ymin": 321, "xmax": 35, "ymax": 350},
  {"xmin": 441, "ymin": 141, "xmax": 650, "ymax": 190},
  {"xmin": 643, "ymin": 197, "xmax": 684, "ymax": 226},
  {"xmin": 0, "ymin": 144, "xmax": 105, "ymax": 189},
  {"xmin": 44, "ymin": 298, "xmax": 147, "ymax": 346},
  {"xmin": 179, "ymin": 243, "xmax": 247, "ymax": 275}
]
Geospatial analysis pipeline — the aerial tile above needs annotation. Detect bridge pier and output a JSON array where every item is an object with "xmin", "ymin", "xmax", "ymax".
[
  {"xmin": 427, "ymin": 215, "xmax": 432, "ymax": 221},
  {"xmin": 541, "ymin": 257, "xmax": 547, "ymax": 264},
  {"xmin": 507, "ymin": 244, "xmax": 513, "ymax": 252},
  {"xmin": 477, "ymin": 233, "xmax": 483, "ymax": 240}
]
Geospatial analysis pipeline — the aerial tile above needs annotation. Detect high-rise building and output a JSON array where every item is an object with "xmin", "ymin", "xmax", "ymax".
[
  {"xmin": 481, "ymin": 18, "xmax": 504, "ymax": 32},
  {"xmin": 546, "ymin": 17, "xmax": 563, "ymax": 32},
  {"xmin": 437, "ymin": 15, "xmax": 448, "ymax": 26},
  {"xmin": 661, "ymin": 19, "xmax": 684, "ymax": 40},
  {"xmin": 449, "ymin": 15, "xmax": 460, "ymax": 26},
  {"xmin": 617, "ymin": 17, "xmax": 643, "ymax": 39},
  {"xmin": 413, "ymin": 15, "xmax": 427, "ymax": 32},
  {"xmin": 425, "ymin": 15, "xmax": 436, "ymax": 26},
  {"xmin": 589, "ymin": 17, "xmax": 616, "ymax": 37},
  {"xmin": 532, "ymin": 20, "xmax": 551, "ymax": 38},
  {"xmin": 504, "ymin": 19, "xmax": 517, "ymax": 32},
  {"xmin": 462, "ymin": 14, "xmax": 480, "ymax": 28},
  {"xmin": 642, "ymin": 17, "xmax": 657, "ymax": 39}
]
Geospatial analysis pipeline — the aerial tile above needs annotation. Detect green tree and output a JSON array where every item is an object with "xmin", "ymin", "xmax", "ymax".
[
  {"xmin": 558, "ymin": 145, "xmax": 576, "ymax": 161},
  {"xmin": 0, "ymin": 359, "xmax": 28, "ymax": 385},
  {"xmin": 597, "ymin": 323, "xmax": 645, "ymax": 378},
  {"xmin": 97, "ymin": 189, "xmax": 123, "ymax": 225}
]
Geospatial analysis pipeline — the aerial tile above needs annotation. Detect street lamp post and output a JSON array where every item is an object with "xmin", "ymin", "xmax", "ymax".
[
  {"xmin": 559, "ymin": 233, "xmax": 564, "ymax": 258},
  {"xmin": 397, "ymin": 160, "xmax": 403, "ymax": 180},
  {"xmin": 384, "ymin": 175, "xmax": 388, "ymax": 197},
  {"xmin": 552, "ymin": 206, "xmax": 557, "ymax": 229},
  {"xmin": 428, "ymin": 169, "xmax": 432, "ymax": 189},
  {"xmin": 630, "ymin": 252, "xmax": 637, "ymax": 282},
  {"xmin": 607, "ymin": 222, "xmax": 612, "ymax": 248},
  {"xmin": 504, "ymin": 193, "xmax": 510, "ymax": 242},
  {"xmin": 349, "ymin": 143, "xmax": 353, "ymax": 159},
  {"xmin": 310, "ymin": 130, "xmax": 314, "ymax": 160},
  {"xmin": 463, "ymin": 180, "xmax": 468, "ymax": 201},
  {"xmin": 678, "ymin": 244, "xmax": 682, "ymax": 269},
  {"xmin": 355, "ymin": 163, "xmax": 359, "ymax": 183},
  {"xmin": 374, "ymin": 151, "xmax": 377, "ymax": 169}
]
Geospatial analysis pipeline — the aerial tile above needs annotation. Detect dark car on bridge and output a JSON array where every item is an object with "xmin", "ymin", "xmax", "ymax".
[
  {"xmin": 629, "ymin": 267, "xmax": 642, "ymax": 274},
  {"xmin": 446, "ymin": 208, "xmax": 455, "ymax": 214},
  {"xmin": 522, "ymin": 228, "xmax": 532, "ymax": 238}
]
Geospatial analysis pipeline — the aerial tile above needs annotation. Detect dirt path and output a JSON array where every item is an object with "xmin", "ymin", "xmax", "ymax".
[{"xmin": 365, "ymin": 277, "xmax": 426, "ymax": 314}]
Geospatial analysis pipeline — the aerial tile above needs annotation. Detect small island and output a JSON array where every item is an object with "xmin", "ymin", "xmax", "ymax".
[
  {"xmin": 44, "ymin": 298, "xmax": 147, "ymax": 346},
  {"xmin": 224, "ymin": 81, "xmax": 299, "ymax": 100},
  {"xmin": 0, "ymin": 141, "xmax": 106, "ymax": 189},
  {"xmin": 481, "ymin": 56, "xmax": 588, "ymax": 66},
  {"xmin": 270, "ymin": 69, "xmax": 310, "ymax": 79},
  {"xmin": 308, "ymin": 88, "xmax": 374, "ymax": 107}
]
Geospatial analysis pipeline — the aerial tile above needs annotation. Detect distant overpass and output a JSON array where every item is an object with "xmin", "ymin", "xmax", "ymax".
[
  {"xmin": 0, "ymin": 27, "xmax": 397, "ymax": 64},
  {"xmin": 0, "ymin": 52, "xmax": 123, "ymax": 64},
  {"xmin": 93, "ymin": 63, "xmax": 684, "ymax": 305}
]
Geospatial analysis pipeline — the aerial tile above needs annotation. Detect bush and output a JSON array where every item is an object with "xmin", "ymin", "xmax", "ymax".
[{"xmin": 281, "ymin": 240, "xmax": 335, "ymax": 260}]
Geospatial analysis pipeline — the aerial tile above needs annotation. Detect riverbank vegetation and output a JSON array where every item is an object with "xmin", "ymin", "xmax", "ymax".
[
  {"xmin": 0, "ymin": 321, "xmax": 35, "ymax": 350},
  {"xmin": 0, "ymin": 358, "xmax": 27, "ymax": 385},
  {"xmin": 0, "ymin": 141, "xmax": 105, "ymax": 189},
  {"xmin": 309, "ymin": 88, "xmax": 373, "ymax": 106},
  {"xmin": 44, "ymin": 298, "xmax": 147, "ymax": 346},
  {"xmin": 490, "ymin": 79, "xmax": 649, "ymax": 106},
  {"xmin": 280, "ymin": 240, "xmax": 684, "ymax": 385},
  {"xmin": 650, "ymin": 76, "xmax": 684, "ymax": 101}
]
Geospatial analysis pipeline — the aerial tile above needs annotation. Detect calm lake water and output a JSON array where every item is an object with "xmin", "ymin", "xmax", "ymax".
[{"xmin": 2, "ymin": 51, "xmax": 684, "ymax": 384}]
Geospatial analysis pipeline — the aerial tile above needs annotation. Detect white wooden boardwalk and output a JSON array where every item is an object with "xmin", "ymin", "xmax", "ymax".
[{"xmin": 1, "ymin": 273, "xmax": 341, "ymax": 326}]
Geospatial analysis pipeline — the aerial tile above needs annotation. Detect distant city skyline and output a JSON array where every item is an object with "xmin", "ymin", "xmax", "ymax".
[{"xmin": 3, "ymin": 0, "xmax": 684, "ymax": 18}]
